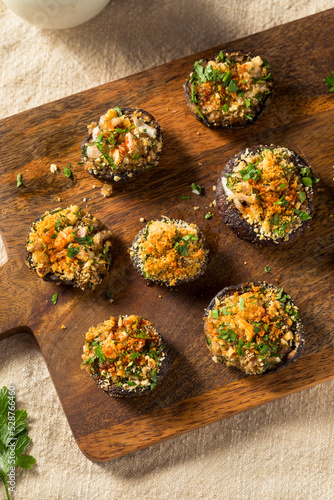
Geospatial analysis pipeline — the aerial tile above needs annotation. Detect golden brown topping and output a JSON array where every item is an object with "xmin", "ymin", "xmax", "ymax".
[
  {"xmin": 130, "ymin": 218, "xmax": 208, "ymax": 286},
  {"xmin": 26, "ymin": 206, "xmax": 112, "ymax": 290},
  {"xmin": 204, "ymin": 283, "xmax": 300, "ymax": 375},
  {"xmin": 223, "ymin": 147, "xmax": 315, "ymax": 240},
  {"xmin": 81, "ymin": 315, "xmax": 166, "ymax": 391}
]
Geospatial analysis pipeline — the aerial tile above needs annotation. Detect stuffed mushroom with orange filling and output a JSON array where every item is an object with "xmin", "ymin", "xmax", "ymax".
[
  {"xmin": 81, "ymin": 315, "xmax": 169, "ymax": 396},
  {"xmin": 184, "ymin": 49, "xmax": 273, "ymax": 128},
  {"xmin": 216, "ymin": 145, "xmax": 318, "ymax": 245},
  {"xmin": 130, "ymin": 217, "xmax": 209, "ymax": 286},
  {"xmin": 26, "ymin": 205, "xmax": 112, "ymax": 290},
  {"xmin": 82, "ymin": 107, "xmax": 163, "ymax": 183},
  {"xmin": 204, "ymin": 282, "xmax": 304, "ymax": 375}
]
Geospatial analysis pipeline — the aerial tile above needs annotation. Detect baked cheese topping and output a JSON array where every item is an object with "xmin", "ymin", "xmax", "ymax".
[
  {"xmin": 130, "ymin": 218, "xmax": 208, "ymax": 286},
  {"xmin": 83, "ymin": 108, "xmax": 162, "ymax": 179},
  {"xmin": 187, "ymin": 51, "xmax": 273, "ymax": 127},
  {"xmin": 223, "ymin": 146, "xmax": 317, "ymax": 241},
  {"xmin": 204, "ymin": 284, "xmax": 300, "ymax": 375},
  {"xmin": 82, "ymin": 315, "xmax": 166, "ymax": 392},
  {"xmin": 26, "ymin": 205, "xmax": 112, "ymax": 290}
]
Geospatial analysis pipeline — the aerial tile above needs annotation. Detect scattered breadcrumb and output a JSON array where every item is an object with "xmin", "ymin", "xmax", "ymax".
[
  {"xmin": 50, "ymin": 164, "xmax": 57, "ymax": 173},
  {"xmin": 244, "ymin": 261, "xmax": 247, "ymax": 265},
  {"xmin": 212, "ymin": 185, "xmax": 216, "ymax": 192},
  {"xmin": 139, "ymin": 217, "xmax": 145, "ymax": 223},
  {"xmin": 61, "ymin": 325, "xmax": 67, "ymax": 330},
  {"xmin": 166, "ymin": 108, "xmax": 169, "ymax": 111},
  {"xmin": 197, "ymin": 132, "xmax": 200, "ymax": 135},
  {"xmin": 82, "ymin": 198, "xmax": 87, "ymax": 202},
  {"xmin": 194, "ymin": 206, "xmax": 200, "ymax": 210},
  {"xmin": 198, "ymin": 162, "xmax": 203, "ymax": 166},
  {"xmin": 92, "ymin": 185, "xmax": 96, "ymax": 188},
  {"xmin": 212, "ymin": 199, "xmax": 216, "ymax": 207},
  {"xmin": 159, "ymin": 295, "xmax": 162, "ymax": 298},
  {"xmin": 101, "ymin": 184, "xmax": 113, "ymax": 198},
  {"xmin": 172, "ymin": 110, "xmax": 177, "ymax": 114},
  {"xmin": 57, "ymin": 198, "xmax": 61, "ymax": 202}
]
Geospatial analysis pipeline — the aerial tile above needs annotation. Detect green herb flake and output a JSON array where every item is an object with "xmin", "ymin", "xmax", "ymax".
[
  {"xmin": 227, "ymin": 79, "xmax": 239, "ymax": 93},
  {"xmin": 264, "ymin": 266, "xmax": 271, "ymax": 273},
  {"xmin": 0, "ymin": 387, "xmax": 36, "ymax": 500},
  {"xmin": 206, "ymin": 337, "xmax": 212, "ymax": 346},
  {"xmin": 150, "ymin": 369, "xmax": 158, "ymax": 391},
  {"xmin": 239, "ymin": 297, "xmax": 245, "ymax": 311},
  {"xmin": 51, "ymin": 293, "xmax": 58, "ymax": 305},
  {"xmin": 182, "ymin": 195, "xmax": 190, "ymax": 200},
  {"xmin": 211, "ymin": 309, "xmax": 219, "ymax": 319},
  {"xmin": 292, "ymin": 208, "xmax": 311, "ymax": 221},
  {"xmin": 222, "ymin": 103, "xmax": 229, "ymax": 113},
  {"xmin": 194, "ymin": 106, "xmax": 205, "ymax": 120},
  {"xmin": 205, "ymin": 212, "xmax": 212, "ymax": 219},
  {"xmin": 67, "ymin": 246, "xmax": 80, "ymax": 258},
  {"xmin": 245, "ymin": 114, "xmax": 253, "ymax": 121},
  {"xmin": 278, "ymin": 183, "xmax": 287, "ymax": 189},
  {"xmin": 17, "ymin": 174, "xmax": 23, "ymax": 187},
  {"xmin": 94, "ymin": 345, "xmax": 106, "ymax": 363},
  {"xmin": 324, "ymin": 71, "xmax": 334, "ymax": 92},
  {"xmin": 114, "ymin": 106, "xmax": 122, "ymax": 116},
  {"xmin": 244, "ymin": 98, "xmax": 251, "ymax": 108},
  {"xmin": 302, "ymin": 177, "xmax": 313, "ymax": 187},
  {"xmin": 63, "ymin": 166, "xmax": 72, "ymax": 178},
  {"xmin": 191, "ymin": 182, "xmax": 203, "ymax": 195},
  {"xmin": 299, "ymin": 191, "xmax": 306, "ymax": 203},
  {"xmin": 264, "ymin": 324, "xmax": 269, "ymax": 333}
]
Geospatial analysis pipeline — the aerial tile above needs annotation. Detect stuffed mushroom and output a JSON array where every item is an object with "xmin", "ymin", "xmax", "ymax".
[
  {"xmin": 81, "ymin": 315, "xmax": 169, "ymax": 396},
  {"xmin": 26, "ymin": 205, "xmax": 112, "ymax": 290},
  {"xmin": 81, "ymin": 107, "xmax": 163, "ymax": 183},
  {"xmin": 204, "ymin": 282, "xmax": 304, "ymax": 375},
  {"xmin": 216, "ymin": 145, "xmax": 317, "ymax": 245},
  {"xmin": 184, "ymin": 49, "xmax": 273, "ymax": 128},
  {"xmin": 130, "ymin": 217, "xmax": 209, "ymax": 286}
]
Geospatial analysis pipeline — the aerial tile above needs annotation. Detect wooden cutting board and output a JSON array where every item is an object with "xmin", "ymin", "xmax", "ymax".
[{"xmin": 0, "ymin": 8, "xmax": 334, "ymax": 462}]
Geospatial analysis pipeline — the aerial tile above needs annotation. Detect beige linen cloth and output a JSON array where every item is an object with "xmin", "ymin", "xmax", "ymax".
[{"xmin": 1, "ymin": 1, "xmax": 334, "ymax": 499}]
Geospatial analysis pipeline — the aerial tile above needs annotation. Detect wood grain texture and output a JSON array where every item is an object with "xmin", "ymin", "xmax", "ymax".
[{"xmin": 0, "ymin": 8, "xmax": 333, "ymax": 462}]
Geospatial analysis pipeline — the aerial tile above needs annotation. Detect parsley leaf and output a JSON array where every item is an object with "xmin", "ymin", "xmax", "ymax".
[
  {"xmin": 150, "ymin": 369, "xmax": 158, "ymax": 391},
  {"xmin": 0, "ymin": 387, "xmax": 35, "ymax": 500},
  {"xmin": 205, "ymin": 212, "xmax": 212, "ymax": 219},
  {"xmin": 239, "ymin": 297, "xmax": 245, "ymax": 310},
  {"xmin": 114, "ymin": 106, "xmax": 122, "ymax": 116},
  {"xmin": 182, "ymin": 195, "xmax": 190, "ymax": 199},
  {"xmin": 63, "ymin": 166, "xmax": 72, "ymax": 178},
  {"xmin": 191, "ymin": 182, "xmax": 203, "ymax": 195},
  {"xmin": 222, "ymin": 103, "xmax": 229, "ymax": 112},
  {"xmin": 324, "ymin": 71, "xmax": 334, "ymax": 92},
  {"xmin": 67, "ymin": 246, "xmax": 80, "ymax": 258},
  {"xmin": 16, "ymin": 174, "xmax": 23, "ymax": 188},
  {"xmin": 211, "ymin": 309, "xmax": 219, "ymax": 319},
  {"xmin": 299, "ymin": 191, "xmax": 306, "ymax": 204},
  {"xmin": 51, "ymin": 293, "xmax": 58, "ymax": 305},
  {"xmin": 264, "ymin": 266, "xmax": 271, "ymax": 273},
  {"xmin": 292, "ymin": 208, "xmax": 311, "ymax": 221},
  {"xmin": 227, "ymin": 79, "xmax": 239, "ymax": 93}
]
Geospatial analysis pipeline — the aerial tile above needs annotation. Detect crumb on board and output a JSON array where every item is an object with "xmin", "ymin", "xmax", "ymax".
[
  {"xmin": 92, "ymin": 185, "xmax": 96, "ymax": 188},
  {"xmin": 212, "ymin": 185, "xmax": 216, "ymax": 192},
  {"xmin": 139, "ymin": 217, "xmax": 145, "ymax": 223},
  {"xmin": 57, "ymin": 198, "xmax": 61, "ymax": 202},
  {"xmin": 194, "ymin": 206, "xmax": 200, "ymax": 210},
  {"xmin": 61, "ymin": 325, "xmax": 67, "ymax": 330},
  {"xmin": 198, "ymin": 162, "xmax": 203, "ymax": 166},
  {"xmin": 101, "ymin": 184, "xmax": 113, "ymax": 198},
  {"xmin": 50, "ymin": 164, "xmax": 57, "ymax": 173},
  {"xmin": 159, "ymin": 295, "xmax": 162, "ymax": 299},
  {"xmin": 244, "ymin": 262, "xmax": 247, "ymax": 265},
  {"xmin": 197, "ymin": 132, "xmax": 200, "ymax": 135},
  {"xmin": 82, "ymin": 198, "xmax": 87, "ymax": 202}
]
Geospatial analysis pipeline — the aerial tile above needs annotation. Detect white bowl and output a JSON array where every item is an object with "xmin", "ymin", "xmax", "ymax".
[{"xmin": 3, "ymin": 0, "xmax": 110, "ymax": 29}]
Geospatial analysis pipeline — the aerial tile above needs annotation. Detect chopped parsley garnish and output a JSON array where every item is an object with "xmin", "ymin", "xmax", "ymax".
[
  {"xmin": 211, "ymin": 309, "xmax": 219, "ymax": 319},
  {"xmin": 132, "ymin": 153, "xmax": 140, "ymax": 161},
  {"xmin": 298, "ymin": 191, "xmax": 306, "ymax": 204},
  {"xmin": 194, "ymin": 106, "xmax": 205, "ymax": 120},
  {"xmin": 206, "ymin": 337, "xmax": 212, "ymax": 346},
  {"xmin": 239, "ymin": 297, "xmax": 245, "ymax": 310},
  {"xmin": 244, "ymin": 98, "xmax": 251, "ymax": 108},
  {"xmin": 278, "ymin": 183, "xmax": 287, "ymax": 189},
  {"xmin": 324, "ymin": 71, "xmax": 334, "ymax": 92},
  {"xmin": 75, "ymin": 234, "xmax": 94, "ymax": 246},
  {"xmin": 205, "ymin": 212, "xmax": 212, "ymax": 219},
  {"xmin": 17, "ymin": 173, "xmax": 23, "ymax": 187},
  {"xmin": 114, "ymin": 106, "xmax": 122, "ymax": 116},
  {"xmin": 239, "ymin": 161, "xmax": 263, "ymax": 182},
  {"xmin": 292, "ymin": 208, "xmax": 311, "ymax": 221},
  {"xmin": 67, "ymin": 245, "xmax": 80, "ymax": 258},
  {"xmin": 222, "ymin": 103, "xmax": 229, "ymax": 112},
  {"xmin": 94, "ymin": 134, "xmax": 118, "ymax": 170},
  {"xmin": 174, "ymin": 234, "xmax": 198, "ymax": 257},
  {"xmin": 227, "ymin": 79, "xmax": 239, "ymax": 93},
  {"xmin": 63, "ymin": 166, "xmax": 72, "ymax": 178},
  {"xmin": 245, "ymin": 114, "xmax": 253, "ymax": 121},
  {"xmin": 182, "ymin": 195, "xmax": 190, "ymax": 200},
  {"xmin": 264, "ymin": 266, "xmax": 271, "ymax": 273},
  {"xmin": 150, "ymin": 369, "xmax": 158, "ymax": 391},
  {"xmin": 191, "ymin": 182, "xmax": 203, "ymax": 195},
  {"xmin": 273, "ymin": 195, "xmax": 288, "ymax": 208},
  {"xmin": 51, "ymin": 293, "xmax": 58, "ymax": 305},
  {"xmin": 94, "ymin": 345, "xmax": 106, "ymax": 363}
]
